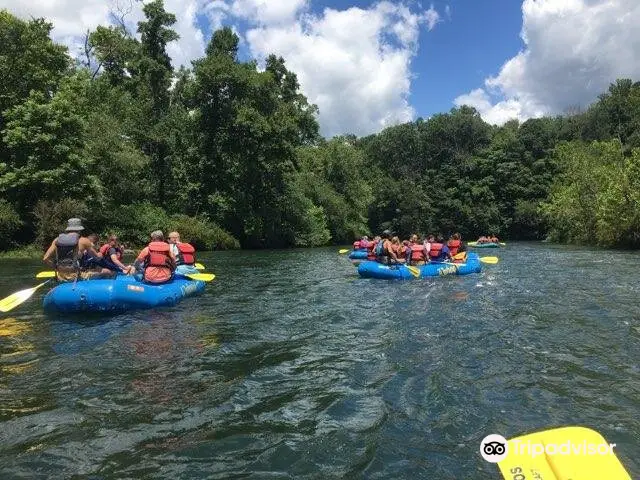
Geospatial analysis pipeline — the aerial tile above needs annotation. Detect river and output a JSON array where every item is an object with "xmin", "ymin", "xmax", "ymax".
[{"xmin": 0, "ymin": 243, "xmax": 638, "ymax": 478}]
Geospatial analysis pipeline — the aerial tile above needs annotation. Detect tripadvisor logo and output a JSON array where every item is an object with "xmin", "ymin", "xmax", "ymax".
[
  {"xmin": 480, "ymin": 434, "xmax": 508, "ymax": 463},
  {"xmin": 479, "ymin": 433, "xmax": 617, "ymax": 464}
]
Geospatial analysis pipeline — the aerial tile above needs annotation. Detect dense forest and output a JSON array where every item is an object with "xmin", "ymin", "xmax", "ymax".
[{"xmin": 1, "ymin": 2, "xmax": 640, "ymax": 251}]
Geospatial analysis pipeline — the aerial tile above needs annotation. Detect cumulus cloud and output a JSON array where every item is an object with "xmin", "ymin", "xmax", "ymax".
[
  {"xmin": 0, "ymin": 0, "xmax": 206, "ymax": 67},
  {"xmin": 229, "ymin": 2, "xmax": 441, "ymax": 137},
  {"xmin": 3, "ymin": 0, "xmax": 442, "ymax": 136},
  {"xmin": 455, "ymin": 0, "xmax": 640, "ymax": 125}
]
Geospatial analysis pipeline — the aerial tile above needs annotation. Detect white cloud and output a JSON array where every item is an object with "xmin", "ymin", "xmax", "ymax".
[
  {"xmin": 3, "ymin": 0, "xmax": 443, "ymax": 136},
  {"xmin": 229, "ymin": 0, "xmax": 309, "ymax": 25},
  {"xmin": 0, "ymin": 0, "xmax": 206, "ymax": 67},
  {"xmin": 239, "ymin": 2, "xmax": 440, "ymax": 136},
  {"xmin": 455, "ymin": 0, "xmax": 640, "ymax": 125}
]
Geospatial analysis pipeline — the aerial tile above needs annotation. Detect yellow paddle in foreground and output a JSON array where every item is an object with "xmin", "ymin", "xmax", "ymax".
[
  {"xmin": 0, "ymin": 281, "xmax": 51, "ymax": 313},
  {"xmin": 496, "ymin": 426, "xmax": 631, "ymax": 479},
  {"xmin": 338, "ymin": 248, "xmax": 350, "ymax": 254}
]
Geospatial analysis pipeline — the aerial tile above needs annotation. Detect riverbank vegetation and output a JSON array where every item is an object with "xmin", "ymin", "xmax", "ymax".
[{"xmin": 1, "ymin": 3, "xmax": 640, "ymax": 251}]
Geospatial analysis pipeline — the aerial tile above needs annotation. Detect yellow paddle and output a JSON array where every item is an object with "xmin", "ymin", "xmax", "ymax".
[
  {"xmin": 338, "ymin": 248, "xmax": 350, "ymax": 254},
  {"xmin": 195, "ymin": 263, "xmax": 205, "ymax": 270},
  {"xmin": 405, "ymin": 265, "xmax": 421, "ymax": 278},
  {"xmin": 497, "ymin": 426, "xmax": 631, "ymax": 480},
  {"xmin": 183, "ymin": 273, "xmax": 215, "ymax": 282},
  {"xmin": 452, "ymin": 253, "xmax": 498, "ymax": 264},
  {"xmin": 36, "ymin": 271, "xmax": 56, "ymax": 279},
  {"xmin": 479, "ymin": 256, "xmax": 499, "ymax": 264},
  {"xmin": 0, "ymin": 281, "xmax": 51, "ymax": 313}
]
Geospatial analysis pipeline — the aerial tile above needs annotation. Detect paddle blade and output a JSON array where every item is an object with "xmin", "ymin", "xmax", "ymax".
[
  {"xmin": 453, "ymin": 252, "xmax": 467, "ymax": 261},
  {"xmin": 194, "ymin": 263, "xmax": 205, "ymax": 270},
  {"xmin": 0, "ymin": 281, "xmax": 50, "ymax": 313},
  {"xmin": 36, "ymin": 271, "xmax": 56, "ymax": 279},
  {"xmin": 406, "ymin": 265, "xmax": 421, "ymax": 278},
  {"xmin": 185, "ymin": 273, "xmax": 215, "ymax": 282},
  {"xmin": 479, "ymin": 256, "xmax": 499, "ymax": 264},
  {"xmin": 498, "ymin": 426, "xmax": 631, "ymax": 480},
  {"xmin": 338, "ymin": 249, "xmax": 349, "ymax": 254}
]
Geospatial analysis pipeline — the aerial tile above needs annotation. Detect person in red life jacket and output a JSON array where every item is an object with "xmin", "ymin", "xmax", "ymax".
[
  {"xmin": 429, "ymin": 235, "xmax": 453, "ymax": 263},
  {"xmin": 43, "ymin": 218, "xmax": 113, "ymax": 281},
  {"xmin": 358, "ymin": 236, "xmax": 371, "ymax": 250},
  {"xmin": 98, "ymin": 234, "xmax": 133, "ymax": 274},
  {"xmin": 477, "ymin": 235, "xmax": 488, "ymax": 244},
  {"xmin": 134, "ymin": 230, "xmax": 177, "ymax": 284},
  {"xmin": 448, "ymin": 233, "xmax": 467, "ymax": 262},
  {"xmin": 167, "ymin": 231, "xmax": 198, "ymax": 275},
  {"xmin": 367, "ymin": 236, "xmax": 380, "ymax": 260},
  {"xmin": 408, "ymin": 234, "xmax": 426, "ymax": 265}
]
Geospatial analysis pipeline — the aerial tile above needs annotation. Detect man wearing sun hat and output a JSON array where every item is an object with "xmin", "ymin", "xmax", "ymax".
[{"xmin": 43, "ymin": 218, "xmax": 114, "ymax": 282}]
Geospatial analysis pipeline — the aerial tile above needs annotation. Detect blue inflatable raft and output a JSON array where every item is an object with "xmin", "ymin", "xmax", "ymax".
[
  {"xmin": 348, "ymin": 249, "xmax": 368, "ymax": 260},
  {"xmin": 357, "ymin": 253, "xmax": 482, "ymax": 279},
  {"xmin": 470, "ymin": 242, "xmax": 500, "ymax": 248},
  {"xmin": 43, "ymin": 274, "xmax": 205, "ymax": 313}
]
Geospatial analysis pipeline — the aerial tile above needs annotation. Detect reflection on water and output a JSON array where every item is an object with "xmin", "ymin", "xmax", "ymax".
[{"xmin": 0, "ymin": 245, "xmax": 638, "ymax": 478}]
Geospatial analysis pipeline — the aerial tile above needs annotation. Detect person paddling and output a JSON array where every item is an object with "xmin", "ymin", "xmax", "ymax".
[
  {"xmin": 134, "ymin": 230, "xmax": 177, "ymax": 284},
  {"xmin": 99, "ymin": 234, "xmax": 133, "ymax": 274},
  {"xmin": 43, "ymin": 218, "xmax": 113, "ymax": 282}
]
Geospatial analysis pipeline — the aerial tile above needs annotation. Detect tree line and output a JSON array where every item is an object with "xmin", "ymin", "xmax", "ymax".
[{"xmin": 1, "ymin": 2, "xmax": 640, "ymax": 251}]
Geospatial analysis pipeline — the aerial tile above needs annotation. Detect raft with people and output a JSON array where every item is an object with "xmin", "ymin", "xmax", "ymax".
[
  {"xmin": 43, "ymin": 273, "xmax": 206, "ymax": 313},
  {"xmin": 468, "ymin": 242, "xmax": 501, "ymax": 248},
  {"xmin": 357, "ymin": 252, "xmax": 482, "ymax": 279},
  {"xmin": 0, "ymin": 219, "xmax": 214, "ymax": 315}
]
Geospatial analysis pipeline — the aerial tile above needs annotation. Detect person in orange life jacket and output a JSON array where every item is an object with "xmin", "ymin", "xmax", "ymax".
[
  {"xmin": 489, "ymin": 234, "xmax": 499, "ymax": 243},
  {"xmin": 407, "ymin": 234, "xmax": 427, "ymax": 265},
  {"xmin": 43, "ymin": 218, "xmax": 114, "ymax": 282},
  {"xmin": 134, "ymin": 230, "xmax": 177, "ymax": 284},
  {"xmin": 429, "ymin": 235, "xmax": 453, "ymax": 263},
  {"xmin": 167, "ymin": 231, "xmax": 198, "ymax": 276},
  {"xmin": 99, "ymin": 234, "xmax": 134, "ymax": 274}
]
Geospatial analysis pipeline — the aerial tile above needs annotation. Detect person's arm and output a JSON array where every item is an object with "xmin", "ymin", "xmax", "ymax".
[
  {"xmin": 133, "ymin": 247, "xmax": 148, "ymax": 271},
  {"xmin": 109, "ymin": 249, "xmax": 129, "ymax": 272},
  {"xmin": 43, "ymin": 239, "xmax": 57, "ymax": 265},
  {"xmin": 168, "ymin": 250, "xmax": 177, "ymax": 269}
]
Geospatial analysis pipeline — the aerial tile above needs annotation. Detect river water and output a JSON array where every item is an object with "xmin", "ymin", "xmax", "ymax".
[{"xmin": 0, "ymin": 243, "xmax": 638, "ymax": 478}]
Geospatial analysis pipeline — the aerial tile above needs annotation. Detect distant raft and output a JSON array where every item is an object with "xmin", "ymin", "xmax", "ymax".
[
  {"xmin": 348, "ymin": 249, "xmax": 369, "ymax": 260},
  {"xmin": 469, "ymin": 242, "xmax": 501, "ymax": 248},
  {"xmin": 43, "ymin": 274, "xmax": 205, "ymax": 314},
  {"xmin": 357, "ymin": 252, "xmax": 482, "ymax": 279}
]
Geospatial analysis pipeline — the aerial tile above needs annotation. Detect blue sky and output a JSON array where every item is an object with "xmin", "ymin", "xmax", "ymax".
[
  {"xmin": 408, "ymin": 0, "xmax": 524, "ymax": 118},
  {"xmin": 4, "ymin": 0, "xmax": 640, "ymax": 137}
]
